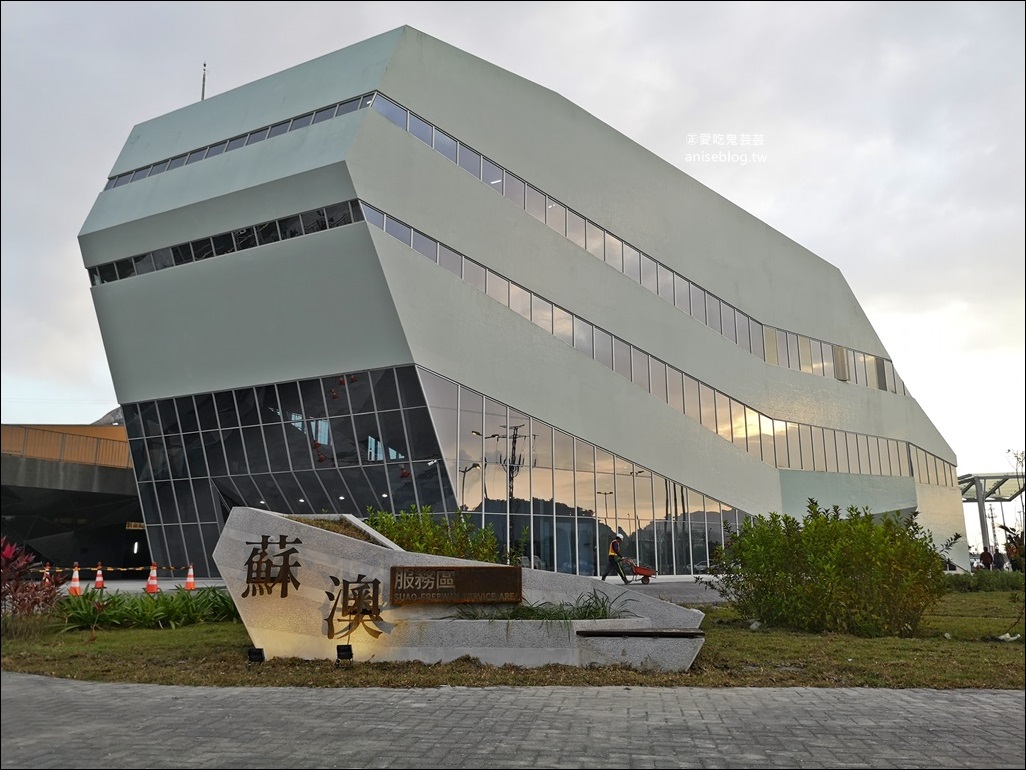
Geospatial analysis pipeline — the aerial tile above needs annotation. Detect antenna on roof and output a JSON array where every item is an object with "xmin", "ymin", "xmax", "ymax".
[{"xmin": 201, "ymin": 61, "xmax": 207, "ymax": 101}]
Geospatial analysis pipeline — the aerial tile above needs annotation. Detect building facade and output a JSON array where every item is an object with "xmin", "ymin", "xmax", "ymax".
[{"xmin": 78, "ymin": 27, "xmax": 967, "ymax": 578}]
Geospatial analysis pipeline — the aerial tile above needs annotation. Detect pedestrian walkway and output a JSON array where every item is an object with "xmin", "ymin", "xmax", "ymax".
[{"xmin": 2, "ymin": 671, "xmax": 1023, "ymax": 769}]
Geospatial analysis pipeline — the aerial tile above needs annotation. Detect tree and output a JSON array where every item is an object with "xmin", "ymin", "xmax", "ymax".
[{"xmin": 1001, "ymin": 449, "xmax": 1025, "ymax": 572}]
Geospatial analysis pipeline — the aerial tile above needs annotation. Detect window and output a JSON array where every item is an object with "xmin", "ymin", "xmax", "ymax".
[
  {"xmin": 482, "ymin": 159, "xmax": 503, "ymax": 193},
  {"xmin": 256, "ymin": 221, "xmax": 280, "ymax": 245},
  {"xmin": 658, "ymin": 265, "xmax": 675, "ymax": 303},
  {"xmin": 631, "ymin": 348, "xmax": 650, "ymax": 392},
  {"xmin": 439, "ymin": 245, "xmax": 462, "ymax": 277},
  {"xmin": 486, "ymin": 272, "xmax": 509, "ymax": 306},
  {"xmin": 690, "ymin": 284, "xmax": 706, "ymax": 323},
  {"xmin": 525, "ymin": 185, "xmax": 545, "ymax": 221},
  {"xmin": 325, "ymin": 202, "xmax": 353, "ymax": 228},
  {"xmin": 277, "ymin": 215, "xmax": 303, "ymax": 239},
  {"xmin": 532, "ymin": 295, "xmax": 553, "ymax": 333},
  {"xmin": 503, "ymin": 172, "xmax": 525, "ymax": 207},
  {"xmin": 384, "ymin": 216, "xmax": 412, "ymax": 245},
  {"xmin": 720, "ymin": 303, "xmax": 736, "ymax": 342},
  {"xmin": 613, "ymin": 337, "xmax": 631, "ymax": 379},
  {"xmin": 546, "ymin": 199, "xmax": 566, "ymax": 235},
  {"xmin": 267, "ymin": 121, "xmax": 290, "ymax": 139},
  {"xmin": 289, "ymin": 113, "xmax": 314, "ymax": 131},
  {"xmin": 594, "ymin": 328, "xmax": 613, "ymax": 369},
  {"xmin": 509, "ymin": 283, "xmax": 531, "ymax": 319},
  {"xmin": 412, "ymin": 231, "xmax": 437, "ymax": 261},
  {"xmin": 409, "ymin": 113, "xmax": 432, "ymax": 145},
  {"xmin": 211, "ymin": 232, "xmax": 235, "ymax": 256},
  {"xmin": 190, "ymin": 238, "xmax": 213, "ymax": 261},
  {"xmin": 573, "ymin": 317, "xmax": 593, "ymax": 356},
  {"xmin": 566, "ymin": 210, "xmax": 586, "ymax": 248},
  {"xmin": 372, "ymin": 97, "xmax": 406, "ymax": 128},
  {"xmin": 604, "ymin": 233, "xmax": 623, "ymax": 271},
  {"xmin": 312, "ymin": 106, "xmax": 336, "ymax": 125},
  {"xmin": 336, "ymin": 97, "xmax": 361, "ymax": 116},
  {"xmin": 246, "ymin": 128, "xmax": 269, "ymax": 146},
  {"xmin": 463, "ymin": 260, "xmax": 486, "ymax": 292},
  {"xmin": 641, "ymin": 255, "xmax": 658, "ymax": 293},
  {"xmin": 553, "ymin": 306, "xmax": 574, "ymax": 345},
  {"xmin": 586, "ymin": 221, "xmax": 604, "ymax": 260},
  {"xmin": 457, "ymin": 143, "xmax": 481, "ymax": 178},
  {"xmin": 433, "ymin": 129, "xmax": 458, "ymax": 162},
  {"xmin": 301, "ymin": 209, "xmax": 327, "ymax": 235},
  {"xmin": 706, "ymin": 294, "xmax": 721, "ymax": 333}
]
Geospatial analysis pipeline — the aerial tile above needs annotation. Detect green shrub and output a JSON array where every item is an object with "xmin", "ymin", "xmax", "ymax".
[
  {"xmin": 58, "ymin": 587, "xmax": 240, "ymax": 631},
  {"xmin": 364, "ymin": 505, "xmax": 502, "ymax": 563},
  {"xmin": 945, "ymin": 570, "xmax": 1025, "ymax": 593},
  {"xmin": 709, "ymin": 499, "xmax": 959, "ymax": 637},
  {"xmin": 998, "ymin": 523, "xmax": 1024, "ymax": 573},
  {"xmin": 451, "ymin": 589, "xmax": 635, "ymax": 621}
]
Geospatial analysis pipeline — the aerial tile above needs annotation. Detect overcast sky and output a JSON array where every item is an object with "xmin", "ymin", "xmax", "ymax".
[{"xmin": 2, "ymin": 2, "xmax": 1023, "ymax": 546}]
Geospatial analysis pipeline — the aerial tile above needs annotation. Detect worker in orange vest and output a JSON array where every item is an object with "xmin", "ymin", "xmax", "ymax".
[{"xmin": 601, "ymin": 533, "xmax": 629, "ymax": 585}]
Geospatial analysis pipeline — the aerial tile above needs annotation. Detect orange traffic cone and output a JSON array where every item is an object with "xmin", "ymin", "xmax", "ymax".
[
  {"xmin": 145, "ymin": 563, "xmax": 160, "ymax": 594},
  {"xmin": 94, "ymin": 562, "xmax": 106, "ymax": 591},
  {"xmin": 184, "ymin": 564, "xmax": 196, "ymax": 591},
  {"xmin": 42, "ymin": 563, "xmax": 52, "ymax": 586},
  {"xmin": 68, "ymin": 562, "xmax": 83, "ymax": 596}
]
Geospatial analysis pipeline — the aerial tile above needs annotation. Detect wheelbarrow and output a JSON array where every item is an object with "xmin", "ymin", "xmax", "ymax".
[{"xmin": 622, "ymin": 558, "xmax": 657, "ymax": 584}]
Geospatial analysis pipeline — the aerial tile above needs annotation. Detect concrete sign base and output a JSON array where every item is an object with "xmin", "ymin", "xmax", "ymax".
[{"xmin": 213, "ymin": 507, "xmax": 705, "ymax": 671}]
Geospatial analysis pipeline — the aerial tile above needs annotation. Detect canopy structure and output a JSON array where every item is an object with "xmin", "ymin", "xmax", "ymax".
[{"xmin": 958, "ymin": 472, "xmax": 1025, "ymax": 551}]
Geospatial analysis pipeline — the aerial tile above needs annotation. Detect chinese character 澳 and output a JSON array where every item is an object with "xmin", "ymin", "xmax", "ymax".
[{"xmin": 325, "ymin": 573, "xmax": 385, "ymax": 639}]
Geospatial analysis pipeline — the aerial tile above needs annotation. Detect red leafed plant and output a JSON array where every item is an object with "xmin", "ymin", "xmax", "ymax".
[{"xmin": 1, "ymin": 535, "xmax": 65, "ymax": 630}]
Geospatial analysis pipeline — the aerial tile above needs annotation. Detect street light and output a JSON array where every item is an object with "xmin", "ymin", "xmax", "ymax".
[
  {"xmin": 499, "ymin": 424, "xmax": 525, "ymax": 502},
  {"xmin": 459, "ymin": 462, "xmax": 480, "ymax": 511},
  {"xmin": 473, "ymin": 425, "xmax": 526, "ymax": 559},
  {"xmin": 598, "ymin": 490, "xmax": 615, "ymax": 565}
]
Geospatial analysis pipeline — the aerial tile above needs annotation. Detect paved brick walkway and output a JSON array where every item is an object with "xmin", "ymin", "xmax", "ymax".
[{"xmin": 2, "ymin": 671, "xmax": 1022, "ymax": 768}]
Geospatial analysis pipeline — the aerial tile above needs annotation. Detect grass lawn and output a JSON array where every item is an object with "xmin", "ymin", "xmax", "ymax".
[{"xmin": 2, "ymin": 591, "xmax": 1022, "ymax": 690}]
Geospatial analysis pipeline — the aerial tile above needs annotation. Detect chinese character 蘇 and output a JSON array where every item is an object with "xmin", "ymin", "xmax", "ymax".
[{"xmin": 242, "ymin": 534, "xmax": 302, "ymax": 598}]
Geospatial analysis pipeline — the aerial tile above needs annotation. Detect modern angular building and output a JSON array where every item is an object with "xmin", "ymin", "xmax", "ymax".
[{"xmin": 78, "ymin": 26, "xmax": 967, "ymax": 578}]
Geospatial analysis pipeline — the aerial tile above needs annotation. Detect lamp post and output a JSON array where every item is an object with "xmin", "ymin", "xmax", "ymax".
[
  {"xmin": 501, "ymin": 424, "xmax": 526, "ymax": 559},
  {"xmin": 473, "ymin": 425, "xmax": 525, "ymax": 560},
  {"xmin": 989, "ymin": 504, "xmax": 999, "ymax": 557},
  {"xmin": 459, "ymin": 462, "xmax": 480, "ymax": 511},
  {"xmin": 471, "ymin": 430, "xmax": 499, "ymax": 510},
  {"xmin": 598, "ymin": 489, "xmax": 613, "ymax": 523},
  {"xmin": 500, "ymin": 424, "xmax": 525, "ymax": 504},
  {"xmin": 630, "ymin": 469, "xmax": 647, "ymax": 533},
  {"xmin": 598, "ymin": 490, "xmax": 614, "ymax": 568}
]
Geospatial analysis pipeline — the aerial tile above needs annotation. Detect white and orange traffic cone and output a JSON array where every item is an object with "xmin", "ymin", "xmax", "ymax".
[
  {"xmin": 68, "ymin": 562, "xmax": 83, "ymax": 596},
  {"xmin": 145, "ymin": 563, "xmax": 160, "ymax": 594},
  {"xmin": 94, "ymin": 562, "xmax": 106, "ymax": 591},
  {"xmin": 184, "ymin": 564, "xmax": 196, "ymax": 591},
  {"xmin": 42, "ymin": 563, "xmax": 52, "ymax": 586}
]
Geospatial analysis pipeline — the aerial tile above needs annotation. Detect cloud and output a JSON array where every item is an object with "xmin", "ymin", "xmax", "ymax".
[{"xmin": 1, "ymin": 2, "xmax": 1022, "ymax": 486}]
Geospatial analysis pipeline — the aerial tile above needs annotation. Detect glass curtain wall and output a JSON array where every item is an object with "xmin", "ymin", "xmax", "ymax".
[{"xmin": 124, "ymin": 364, "xmax": 749, "ymax": 579}]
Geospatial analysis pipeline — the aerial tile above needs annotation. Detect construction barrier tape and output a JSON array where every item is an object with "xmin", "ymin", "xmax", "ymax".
[{"xmin": 32, "ymin": 565, "xmax": 197, "ymax": 575}]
